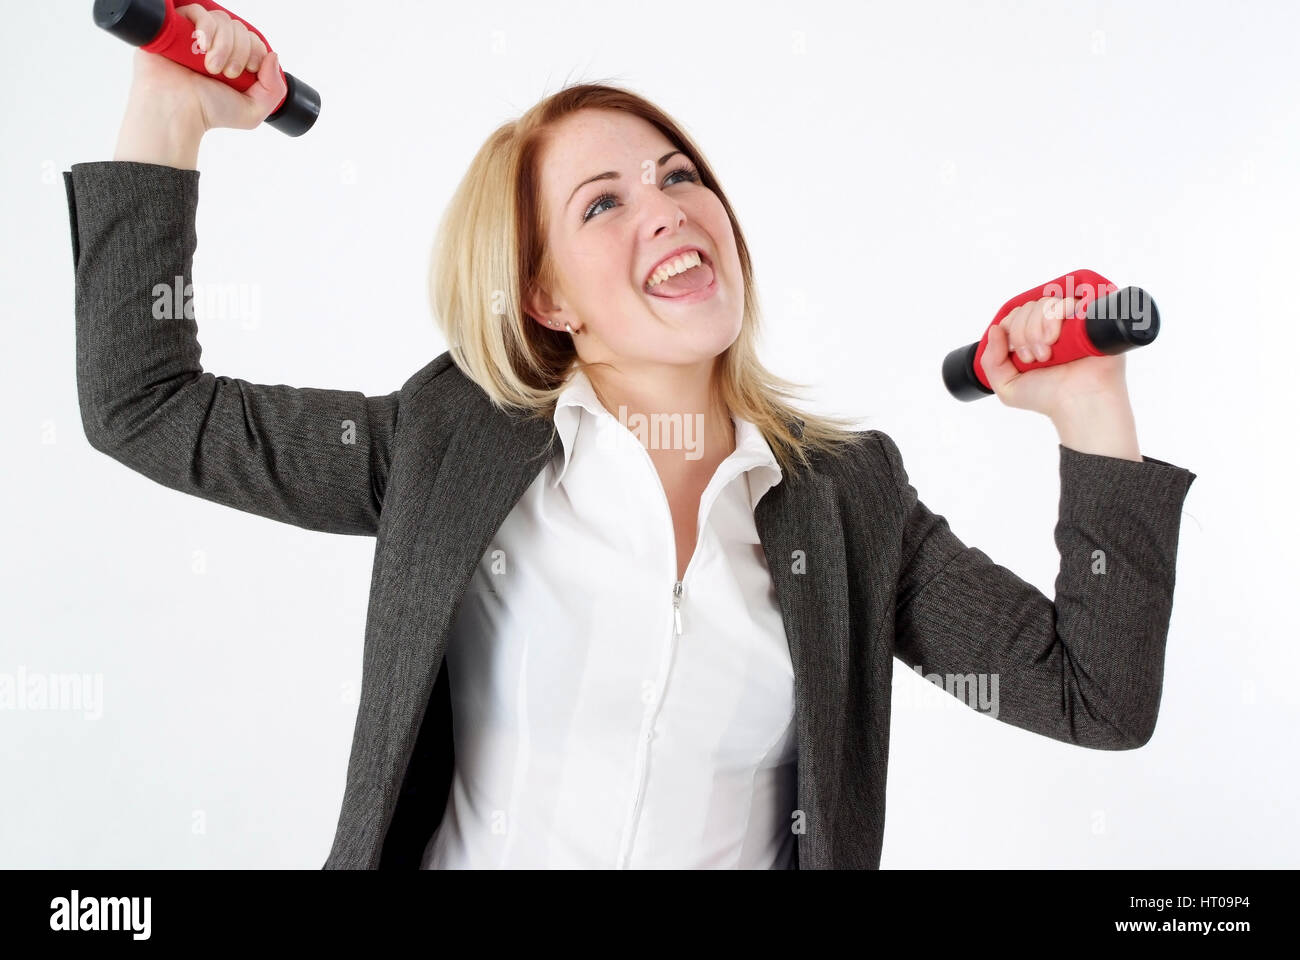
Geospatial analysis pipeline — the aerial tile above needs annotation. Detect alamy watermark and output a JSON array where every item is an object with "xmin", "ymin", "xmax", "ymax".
[
  {"xmin": 594, "ymin": 406, "xmax": 706, "ymax": 460},
  {"xmin": 152, "ymin": 274, "xmax": 263, "ymax": 330},
  {"xmin": 50, "ymin": 890, "xmax": 150, "ymax": 940},
  {"xmin": 896, "ymin": 665, "xmax": 1000, "ymax": 718},
  {"xmin": 0, "ymin": 667, "xmax": 103, "ymax": 720}
]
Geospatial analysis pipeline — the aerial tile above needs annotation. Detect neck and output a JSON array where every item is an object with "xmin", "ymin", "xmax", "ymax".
[{"xmin": 583, "ymin": 358, "xmax": 735, "ymax": 473}]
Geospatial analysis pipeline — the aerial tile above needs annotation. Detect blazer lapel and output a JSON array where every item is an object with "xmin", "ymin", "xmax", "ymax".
[
  {"xmin": 378, "ymin": 391, "xmax": 560, "ymax": 787},
  {"xmin": 754, "ymin": 462, "xmax": 851, "ymax": 869}
]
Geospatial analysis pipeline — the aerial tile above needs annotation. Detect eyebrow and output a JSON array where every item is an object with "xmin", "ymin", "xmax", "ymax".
[{"xmin": 566, "ymin": 150, "xmax": 686, "ymax": 211}]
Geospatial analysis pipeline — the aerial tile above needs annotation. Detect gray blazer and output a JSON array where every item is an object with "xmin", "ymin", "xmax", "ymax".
[{"xmin": 63, "ymin": 160, "xmax": 1198, "ymax": 869}]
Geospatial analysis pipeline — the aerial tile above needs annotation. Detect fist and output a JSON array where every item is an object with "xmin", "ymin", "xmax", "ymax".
[
  {"xmin": 127, "ymin": 4, "xmax": 288, "ymax": 133},
  {"xmin": 981, "ymin": 295, "xmax": 1128, "ymax": 420}
]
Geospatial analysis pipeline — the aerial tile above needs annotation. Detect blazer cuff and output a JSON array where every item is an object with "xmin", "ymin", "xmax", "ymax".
[
  {"xmin": 1057, "ymin": 442, "xmax": 1197, "ymax": 519},
  {"xmin": 65, "ymin": 161, "xmax": 200, "ymax": 268}
]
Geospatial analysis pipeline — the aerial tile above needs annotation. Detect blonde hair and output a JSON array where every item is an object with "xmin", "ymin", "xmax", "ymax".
[{"xmin": 427, "ymin": 79, "xmax": 863, "ymax": 477}]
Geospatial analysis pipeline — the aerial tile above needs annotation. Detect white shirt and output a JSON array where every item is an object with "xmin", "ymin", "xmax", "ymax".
[{"xmin": 421, "ymin": 368, "xmax": 797, "ymax": 869}]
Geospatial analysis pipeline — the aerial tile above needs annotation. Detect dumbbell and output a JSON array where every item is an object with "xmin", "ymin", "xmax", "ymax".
[
  {"xmin": 942, "ymin": 269, "xmax": 1161, "ymax": 401},
  {"xmin": 93, "ymin": 0, "xmax": 320, "ymax": 136}
]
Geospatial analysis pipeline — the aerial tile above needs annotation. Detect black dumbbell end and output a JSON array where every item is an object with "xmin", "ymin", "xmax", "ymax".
[
  {"xmin": 1084, "ymin": 286, "xmax": 1161, "ymax": 355},
  {"xmin": 942, "ymin": 342, "xmax": 995, "ymax": 401},
  {"xmin": 93, "ymin": 0, "xmax": 166, "ymax": 46},
  {"xmin": 265, "ymin": 72, "xmax": 321, "ymax": 136}
]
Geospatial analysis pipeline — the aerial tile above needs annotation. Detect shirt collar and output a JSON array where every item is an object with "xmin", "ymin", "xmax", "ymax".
[{"xmin": 550, "ymin": 367, "xmax": 783, "ymax": 511}]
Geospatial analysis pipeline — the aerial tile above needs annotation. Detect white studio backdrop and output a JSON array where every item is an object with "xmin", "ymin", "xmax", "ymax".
[{"xmin": 2, "ymin": 0, "xmax": 1296, "ymax": 868}]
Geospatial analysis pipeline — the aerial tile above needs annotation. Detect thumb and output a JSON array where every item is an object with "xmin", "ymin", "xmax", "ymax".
[
  {"xmin": 981, "ymin": 320, "xmax": 1019, "ymax": 395},
  {"xmin": 243, "ymin": 50, "xmax": 289, "ymax": 123}
]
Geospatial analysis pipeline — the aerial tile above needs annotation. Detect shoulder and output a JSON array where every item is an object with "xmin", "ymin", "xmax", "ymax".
[
  {"xmin": 396, "ymin": 350, "xmax": 499, "ymax": 420},
  {"xmin": 399, "ymin": 350, "xmax": 459, "ymax": 403},
  {"xmin": 809, "ymin": 427, "xmax": 903, "ymax": 480},
  {"xmin": 801, "ymin": 428, "xmax": 907, "ymax": 517},
  {"xmin": 860, "ymin": 428, "xmax": 904, "ymax": 477},
  {"xmin": 388, "ymin": 352, "xmax": 477, "ymax": 455},
  {"xmin": 392, "ymin": 351, "xmax": 549, "ymax": 452}
]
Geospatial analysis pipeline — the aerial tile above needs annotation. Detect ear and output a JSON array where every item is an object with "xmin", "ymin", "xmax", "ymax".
[{"xmin": 525, "ymin": 282, "xmax": 564, "ymax": 331}]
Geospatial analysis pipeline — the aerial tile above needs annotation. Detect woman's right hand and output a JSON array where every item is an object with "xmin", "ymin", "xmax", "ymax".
[{"xmin": 125, "ymin": 3, "xmax": 289, "ymax": 135}]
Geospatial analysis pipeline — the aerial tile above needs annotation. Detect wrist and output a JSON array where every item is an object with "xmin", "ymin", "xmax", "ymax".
[
  {"xmin": 1051, "ymin": 391, "xmax": 1141, "ymax": 461},
  {"xmin": 114, "ymin": 94, "xmax": 206, "ymax": 170}
]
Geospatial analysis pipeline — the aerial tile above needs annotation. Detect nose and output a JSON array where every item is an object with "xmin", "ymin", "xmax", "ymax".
[{"xmin": 644, "ymin": 192, "xmax": 687, "ymax": 237}]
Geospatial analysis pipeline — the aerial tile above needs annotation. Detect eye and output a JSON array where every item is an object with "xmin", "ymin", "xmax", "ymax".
[{"xmin": 582, "ymin": 165, "xmax": 701, "ymax": 223}]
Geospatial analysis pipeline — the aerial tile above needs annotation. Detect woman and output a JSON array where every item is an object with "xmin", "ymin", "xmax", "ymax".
[{"xmin": 66, "ymin": 7, "xmax": 1197, "ymax": 869}]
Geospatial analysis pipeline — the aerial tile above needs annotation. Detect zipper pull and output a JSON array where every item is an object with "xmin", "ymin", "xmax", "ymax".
[{"xmin": 672, "ymin": 580, "xmax": 683, "ymax": 637}]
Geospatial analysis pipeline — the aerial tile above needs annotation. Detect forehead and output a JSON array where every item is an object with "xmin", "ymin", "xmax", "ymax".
[{"xmin": 540, "ymin": 110, "xmax": 673, "ymax": 195}]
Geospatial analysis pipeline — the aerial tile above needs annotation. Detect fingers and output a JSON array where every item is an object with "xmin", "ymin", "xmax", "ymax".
[
  {"xmin": 1003, "ymin": 297, "xmax": 1079, "ymax": 364},
  {"xmin": 203, "ymin": 11, "xmax": 235, "ymax": 75},
  {"xmin": 178, "ymin": 3, "xmax": 216, "ymax": 59},
  {"xmin": 1003, "ymin": 304, "xmax": 1036, "ymax": 364},
  {"xmin": 1025, "ymin": 302, "xmax": 1048, "ymax": 361},
  {"xmin": 246, "ymin": 36, "xmax": 268, "ymax": 75},
  {"xmin": 182, "ymin": 7, "xmax": 258, "ymax": 79},
  {"xmin": 225, "ymin": 24, "xmax": 252, "ymax": 78},
  {"xmin": 1038, "ymin": 296, "xmax": 1076, "ymax": 361},
  {"xmin": 175, "ymin": 3, "xmax": 206, "ymax": 32}
]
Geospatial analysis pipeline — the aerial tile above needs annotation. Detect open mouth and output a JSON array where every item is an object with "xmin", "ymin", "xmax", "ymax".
[{"xmin": 643, "ymin": 249, "xmax": 716, "ymax": 301}]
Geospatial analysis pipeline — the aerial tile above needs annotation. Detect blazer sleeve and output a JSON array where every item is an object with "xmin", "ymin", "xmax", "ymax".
[
  {"xmin": 64, "ymin": 160, "xmax": 433, "ymax": 537},
  {"xmin": 872, "ymin": 429, "xmax": 1197, "ymax": 749}
]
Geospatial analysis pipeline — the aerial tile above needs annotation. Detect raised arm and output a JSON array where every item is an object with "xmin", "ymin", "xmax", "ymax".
[
  {"xmin": 874, "ymin": 430, "xmax": 1197, "ymax": 749},
  {"xmin": 67, "ymin": 10, "xmax": 423, "ymax": 537},
  {"xmin": 68, "ymin": 160, "xmax": 414, "ymax": 536}
]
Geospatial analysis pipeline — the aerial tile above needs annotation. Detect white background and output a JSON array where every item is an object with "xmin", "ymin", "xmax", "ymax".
[{"xmin": 2, "ymin": 0, "xmax": 1297, "ymax": 868}]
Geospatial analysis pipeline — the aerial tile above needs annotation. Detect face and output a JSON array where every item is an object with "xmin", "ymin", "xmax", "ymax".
[{"xmin": 527, "ymin": 108, "xmax": 744, "ymax": 371}]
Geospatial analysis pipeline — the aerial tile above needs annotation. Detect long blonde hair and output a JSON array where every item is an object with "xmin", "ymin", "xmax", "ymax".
[{"xmin": 427, "ymin": 80, "xmax": 863, "ymax": 477}]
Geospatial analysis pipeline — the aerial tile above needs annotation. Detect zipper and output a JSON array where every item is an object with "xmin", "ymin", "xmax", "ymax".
[
  {"xmin": 613, "ymin": 412, "xmax": 746, "ymax": 867},
  {"xmin": 617, "ymin": 421, "xmax": 702, "ymax": 644}
]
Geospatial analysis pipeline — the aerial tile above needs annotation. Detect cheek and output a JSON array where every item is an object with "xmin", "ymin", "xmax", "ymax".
[
  {"xmin": 700, "ymin": 199, "xmax": 738, "ymax": 261},
  {"xmin": 566, "ymin": 245, "xmax": 624, "ymax": 298}
]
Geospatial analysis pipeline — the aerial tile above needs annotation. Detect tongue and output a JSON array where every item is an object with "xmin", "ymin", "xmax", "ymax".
[{"xmin": 649, "ymin": 261, "xmax": 713, "ymax": 297}]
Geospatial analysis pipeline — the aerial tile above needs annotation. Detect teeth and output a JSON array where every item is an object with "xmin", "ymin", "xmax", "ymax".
[{"xmin": 646, "ymin": 250, "xmax": 704, "ymax": 290}]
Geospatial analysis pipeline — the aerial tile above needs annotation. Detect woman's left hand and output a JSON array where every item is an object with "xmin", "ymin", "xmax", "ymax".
[{"xmin": 981, "ymin": 296, "xmax": 1129, "ymax": 420}]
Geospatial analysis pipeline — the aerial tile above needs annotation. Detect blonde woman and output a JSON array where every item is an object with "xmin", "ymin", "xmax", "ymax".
[{"xmin": 66, "ymin": 6, "xmax": 1197, "ymax": 869}]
